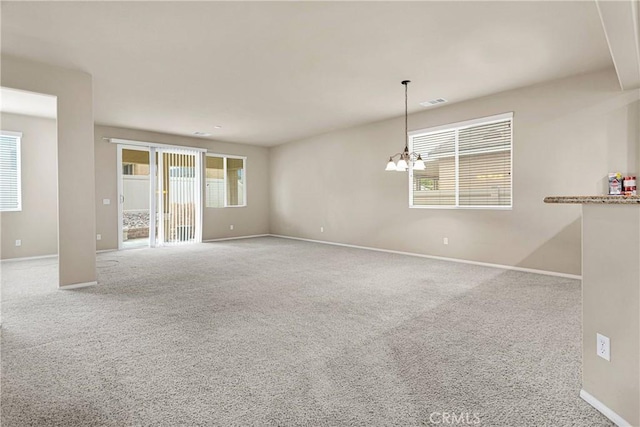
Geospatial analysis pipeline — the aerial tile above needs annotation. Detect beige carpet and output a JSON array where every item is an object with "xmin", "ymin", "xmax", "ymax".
[{"xmin": 1, "ymin": 237, "xmax": 611, "ymax": 426}]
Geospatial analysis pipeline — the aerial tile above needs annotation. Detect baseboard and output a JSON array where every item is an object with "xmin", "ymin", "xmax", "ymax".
[
  {"xmin": 269, "ymin": 234, "xmax": 582, "ymax": 280},
  {"xmin": 0, "ymin": 254, "xmax": 58, "ymax": 263},
  {"xmin": 203, "ymin": 234, "xmax": 270, "ymax": 243},
  {"xmin": 580, "ymin": 389, "xmax": 631, "ymax": 427},
  {"xmin": 2, "ymin": 249, "xmax": 118, "ymax": 261},
  {"xmin": 59, "ymin": 281, "xmax": 98, "ymax": 290}
]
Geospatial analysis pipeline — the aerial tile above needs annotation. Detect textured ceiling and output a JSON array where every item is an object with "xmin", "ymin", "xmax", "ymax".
[{"xmin": 1, "ymin": 1, "xmax": 612, "ymax": 146}]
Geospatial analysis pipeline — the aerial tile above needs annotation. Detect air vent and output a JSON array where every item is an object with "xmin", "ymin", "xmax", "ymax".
[
  {"xmin": 193, "ymin": 131, "xmax": 212, "ymax": 137},
  {"xmin": 420, "ymin": 98, "xmax": 448, "ymax": 107}
]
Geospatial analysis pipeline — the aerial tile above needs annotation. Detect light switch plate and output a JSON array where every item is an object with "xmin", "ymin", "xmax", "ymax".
[{"xmin": 103, "ymin": 199, "xmax": 111, "ymax": 205}]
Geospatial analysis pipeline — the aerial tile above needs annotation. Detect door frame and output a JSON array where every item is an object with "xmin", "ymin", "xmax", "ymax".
[
  {"xmin": 117, "ymin": 144, "xmax": 152, "ymax": 250},
  {"xmin": 116, "ymin": 141, "xmax": 204, "ymax": 249}
]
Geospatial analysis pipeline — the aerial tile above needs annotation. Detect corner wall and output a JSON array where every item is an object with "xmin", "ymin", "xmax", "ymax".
[
  {"xmin": 94, "ymin": 125, "xmax": 270, "ymax": 250},
  {"xmin": 1, "ymin": 56, "xmax": 96, "ymax": 287},
  {"xmin": 0, "ymin": 113, "xmax": 58, "ymax": 259},
  {"xmin": 269, "ymin": 69, "xmax": 640, "ymax": 275}
]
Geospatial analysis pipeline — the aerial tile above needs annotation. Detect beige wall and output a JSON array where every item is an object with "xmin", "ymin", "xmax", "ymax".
[
  {"xmin": 1, "ymin": 56, "xmax": 96, "ymax": 287},
  {"xmin": 94, "ymin": 125, "xmax": 270, "ymax": 251},
  {"xmin": 582, "ymin": 205, "xmax": 640, "ymax": 425},
  {"xmin": 270, "ymin": 69, "xmax": 640, "ymax": 275},
  {"xmin": 0, "ymin": 113, "xmax": 58, "ymax": 259}
]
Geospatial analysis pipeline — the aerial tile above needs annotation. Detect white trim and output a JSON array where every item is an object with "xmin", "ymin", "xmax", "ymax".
[
  {"xmin": 116, "ymin": 145, "xmax": 124, "ymax": 250},
  {"xmin": 1, "ymin": 130, "xmax": 23, "ymax": 138},
  {"xmin": 59, "ymin": 281, "xmax": 98, "ymax": 290},
  {"xmin": 0, "ymin": 130, "xmax": 23, "ymax": 212},
  {"xmin": 454, "ymin": 127, "xmax": 460, "ymax": 206},
  {"xmin": 205, "ymin": 153, "xmax": 248, "ymax": 208},
  {"xmin": 1, "ymin": 254, "xmax": 57, "ymax": 262},
  {"xmin": 96, "ymin": 249, "xmax": 117, "ymax": 254},
  {"xmin": 207, "ymin": 152, "xmax": 247, "ymax": 160},
  {"xmin": 409, "ymin": 205, "xmax": 513, "ymax": 211},
  {"xmin": 269, "ymin": 234, "xmax": 581, "ymax": 280},
  {"xmin": 203, "ymin": 234, "xmax": 269, "ymax": 243},
  {"xmin": 580, "ymin": 389, "xmax": 631, "ymax": 427},
  {"xmin": 408, "ymin": 112, "xmax": 514, "ymax": 137},
  {"xmin": 194, "ymin": 150, "xmax": 203, "ymax": 243},
  {"xmin": 106, "ymin": 137, "xmax": 207, "ymax": 153},
  {"xmin": 149, "ymin": 147, "xmax": 158, "ymax": 247}
]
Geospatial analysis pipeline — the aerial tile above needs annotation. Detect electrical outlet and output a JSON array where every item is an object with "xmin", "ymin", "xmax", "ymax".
[
  {"xmin": 102, "ymin": 199, "xmax": 110, "ymax": 205},
  {"xmin": 320, "ymin": 226, "xmax": 324, "ymax": 233},
  {"xmin": 597, "ymin": 333, "xmax": 610, "ymax": 361},
  {"xmin": 96, "ymin": 234, "xmax": 102, "ymax": 241},
  {"xmin": 443, "ymin": 237, "xmax": 449, "ymax": 245},
  {"xmin": 15, "ymin": 240, "xmax": 21, "ymax": 247},
  {"xmin": 230, "ymin": 225, "xmax": 234, "ymax": 230}
]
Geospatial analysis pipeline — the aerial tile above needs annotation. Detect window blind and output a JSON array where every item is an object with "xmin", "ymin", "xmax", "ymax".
[
  {"xmin": 458, "ymin": 120, "xmax": 511, "ymax": 206},
  {"xmin": 0, "ymin": 132, "xmax": 22, "ymax": 212},
  {"xmin": 409, "ymin": 114, "xmax": 512, "ymax": 208},
  {"xmin": 412, "ymin": 130, "xmax": 456, "ymax": 206},
  {"xmin": 158, "ymin": 148, "xmax": 201, "ymax": 245}
]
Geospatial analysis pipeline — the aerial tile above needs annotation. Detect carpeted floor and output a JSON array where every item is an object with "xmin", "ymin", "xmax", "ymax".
[{"xmin": 1, "ymin": 237, "xmax": 611, "ymax": 426}]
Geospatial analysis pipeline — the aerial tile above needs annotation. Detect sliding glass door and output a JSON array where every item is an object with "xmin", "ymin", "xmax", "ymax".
[
  {"xmin": 119, "ymin": 147, "xmax": 152, "ymax": 249},
  {"xmin": 118, "ymin": 145, "xmax": 203, "ymax": 249},
  {"xmin": 157, "ymin": 148, "xmax": 202, "ymax": 245}
]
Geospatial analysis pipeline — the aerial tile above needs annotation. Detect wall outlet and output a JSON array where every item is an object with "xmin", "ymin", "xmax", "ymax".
[
  {"xmin": 597, "ymin": 333, "xmax": 610, "ymax": 361},
  {"xmin": 96, "ymin": 234, "xmax": 102, "ymax": 241},
  {"xmin": 102, "ymin": 199, "xmax": 110, "ymax": 205},
  {"xmin": 230, "ymin": 225, "xmax": 234, "ymax": 230},
  {"xmin": 443, "ymin": 237, "xmax": 449, "ymax": 245},
  {"xmin": 15, "ymin": 239, "xmax": 21, "ymax": 247},
  {"xmin": 320, "ymin": 226, "xmax": 324, "ymax": 233}
]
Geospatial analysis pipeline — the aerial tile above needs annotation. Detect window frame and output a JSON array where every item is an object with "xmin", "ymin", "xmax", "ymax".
[
  {"xmin": 408, "ymin": 112, "xmax": 513, "ymax": 210},
  {"xmin": 205, "ymin": 153, "xmax": 247, "ymax": 208},
  {"xmin": 0, "ymin": 130, "xmax": 23, "ymax": 212}
]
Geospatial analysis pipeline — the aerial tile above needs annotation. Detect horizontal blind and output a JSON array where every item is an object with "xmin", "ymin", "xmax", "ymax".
[
  {"xmin": 0, "ymin": 132, "xmax": 22, "ymax": 211},
  {"xmin": 411, "ymin": 130, "xmax": 455, "ymax": 206},
  {"xmin": 458, "ymin": 119, "xmax": 511, "ymax": 206}
]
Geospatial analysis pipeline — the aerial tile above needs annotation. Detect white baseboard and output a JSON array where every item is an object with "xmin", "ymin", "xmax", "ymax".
[
  {"xmin": 203, "ymin": 234, "xmax": 270, "ymax": 243},
  {"xmin": 96, "ymin": 249, "xmax": 117, "ymax": 254},
  {"xmin": 59, "ymin": 281, "xmax": 98, "ymax": 290},
  {"xmin": 1, "ymin": 254, "xmax": 58, "ymax": 263},
  {"xmin": 580, "ymin": 389, "xmax": 631, "ymax": 427},
  {"xmin": 269, "ymin": 234, "xmax": 582, "ymax": 280}
]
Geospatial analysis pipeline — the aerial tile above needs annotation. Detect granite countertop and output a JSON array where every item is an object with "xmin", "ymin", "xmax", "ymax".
[{"xmin": 544, "ymin": 195, "xmax": 640, "ymax": 204}]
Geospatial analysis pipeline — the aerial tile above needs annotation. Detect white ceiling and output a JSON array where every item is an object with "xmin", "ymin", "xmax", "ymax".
[
  {"xmin": 0, "ymin": 87, "xmax": 57, "ymax": 119},
  {"xmin": 1, "ymin": 1, "xmax": 613, "ymax": 146}
]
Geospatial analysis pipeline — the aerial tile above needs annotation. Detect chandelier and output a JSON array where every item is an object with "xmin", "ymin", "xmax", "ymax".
[{"xmin": 385, "ymin": 80, "xmax": 425, "ymax": 171}]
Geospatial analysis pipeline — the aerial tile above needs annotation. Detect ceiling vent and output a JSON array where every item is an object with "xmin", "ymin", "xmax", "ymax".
[{"xmin": 420, "ymin": 98, "xmax": 448, "ymax": 107}]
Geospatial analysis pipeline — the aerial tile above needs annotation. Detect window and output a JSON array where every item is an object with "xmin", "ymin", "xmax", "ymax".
[
  {"xmin": 0, "ymin": 131, "xmax": 22, "ymax": 212},
  {"xmin": 409, "ymin": 113, "xmax": 512, "ymax": 209},
  {"xmin": 205, "ymin": 154, "xmax": 246, "ymax": 208}
]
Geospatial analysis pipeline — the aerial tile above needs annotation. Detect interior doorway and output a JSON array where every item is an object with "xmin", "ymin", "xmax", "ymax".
[{"xmin": 117, "ymin": 144, "xmax": 203, "ymax": 250}]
